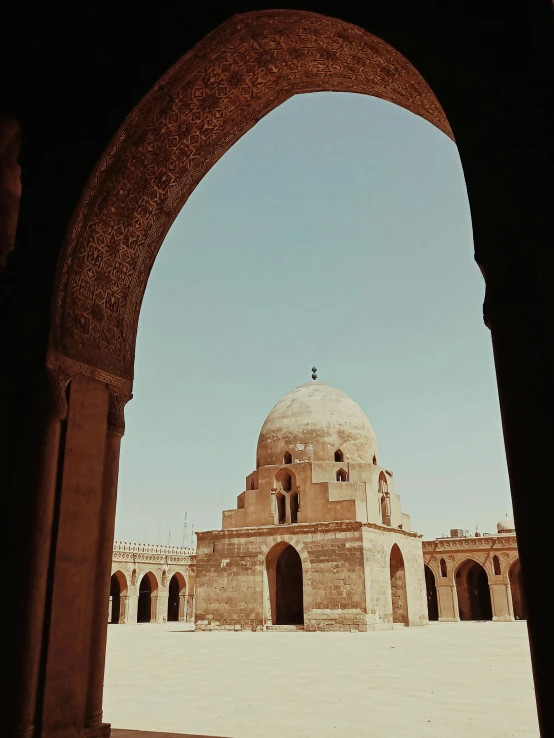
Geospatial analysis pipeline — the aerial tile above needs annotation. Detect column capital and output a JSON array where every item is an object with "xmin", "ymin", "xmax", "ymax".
[
  {"xmin": 45, "ymin": 367, "xmax": 70, "ymax": 421},
  {"xmin": 107, "ymin": 389, "xmax": 132, "ymax": 435}
]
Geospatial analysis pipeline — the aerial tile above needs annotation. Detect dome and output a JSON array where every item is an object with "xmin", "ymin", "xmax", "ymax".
[
  {"xmin": 497, "ymin": 514, "xmax": 515, "ymax": 533},
  {"xmin": 256, "ymin": 382, "xmax": 378, "ymax": 467}
]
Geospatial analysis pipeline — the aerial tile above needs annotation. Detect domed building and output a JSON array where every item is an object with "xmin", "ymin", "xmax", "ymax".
[{"xmin": 194, "ymin": 381, "xmax": 428, "ymax": 631}]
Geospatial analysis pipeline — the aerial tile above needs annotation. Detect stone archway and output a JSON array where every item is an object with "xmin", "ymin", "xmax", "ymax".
[
  {"xmin": 455, "ymin": 559, "xmax": 492, "ymax": 621},
  {"xmin": 109, "ymin": 571, "xmax": 128, "ymax": 624},
  {"xmin": 167, "ymin": 572, "xmax": 187, "ymax": 622},
  {"xmin": 47, "ymin": 10, "xmax": 451, "ymax": 393},
  {"xmin": 390, "ymin": 544, "xmax": 409, "ymax": 625},
  {"xmin": 265, "ymin": 542, "xmax": 304, "ymax": 626},
  {"xmin": 37, "ymin": 9, "xmax": 453, "ymax": 736},
  {"xmin": 137, "ymin": 572, "xmax": 158, "ymax": 623},
  {"xmin": 509, "ymin": 559, "xmax": 526, "ymax": 620},
  {"xmin": 424, "ymin": 565, "xmax": 438, "ymax": 622}
]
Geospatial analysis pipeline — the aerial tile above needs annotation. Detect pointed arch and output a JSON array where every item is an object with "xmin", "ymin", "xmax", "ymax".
[
  {"xmin": 167, "ymin": 571, "xmax": 187, "ymax": 622},
  {"xmin": 109, "ymin": 570, "xmax": 129, "ymax": 624},
  {"xmin": 390, "ymin": 544, "xmax": 409, "ymax": 625},
  {"xmin": 48, "ymin": 10, "xmax": 452, "ymax": 388},
  {"xmin": 424, "ymin": 565, "xmax": 438, "ymax": 621},
  {"xmin": 455, "ymin": 558, "xmax": 492, "ymax": 620},
  {"xmin": 334, "ymin": 449, "xmax": 344, "ymax": 462},
  {"xmin": 137, "ymin": 571, "xmax": 159, "ymax": 623},
  {"xmin": 265, "ymin": 542, "xmax": 304, "ymax": 626}
]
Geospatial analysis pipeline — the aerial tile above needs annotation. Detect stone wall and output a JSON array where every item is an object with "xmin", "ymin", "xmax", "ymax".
[
  {"xmin": 362, "ymin": 525, "xmax": 427, "ymax": 629},
  {"xmin": 195, "ymin": 521, "xmax": 427, "ymax": 632}
]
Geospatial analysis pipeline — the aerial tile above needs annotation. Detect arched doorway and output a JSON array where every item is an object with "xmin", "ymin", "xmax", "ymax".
[
  {"xmin": 109, "ymin": 571, "xmax": 128, "ymax": 624},
  {"xmin": 390, "ymin": 544, "xmax": 409, "ymax": 625},
  {"xmin": 167, "ymin": 573, "xmax": 187, "ymax": 622},
  {"xmin": 266, "ymin": 542, "xmax": 304, "ymax": 626},
  {"xmin": 455, "ymin": 559, "xmax": 492, "ymax": 620},
  {"xmin": 424, "ymin": 565, "xmax": 439, "ymax": 621},
  {"xmin": 509, "ymin": 559, "xmax": 526, "ymax": 620},
  {"xmin": 137, "ymin": 572, "xmax": 158, "ymax": 623}
]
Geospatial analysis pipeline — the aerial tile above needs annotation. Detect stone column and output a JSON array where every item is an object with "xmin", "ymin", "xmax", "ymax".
[
  {"xmin": 127, "ymin": 593, "xmax": 139, "ymax": 624},
  {"xmin": 41, "ymin": 374, "xmax": 109, "ymax": 738},
  {"xmin": 436, "ymin": 583, "xmax": 458, "ymax": 622},
  {"xmin": 157, "ymin": 592, "xmax": 169, "ymax": 623},
  {"xmin": 490, "ymin": 582, "xmax": 513, "ymax": 622},
  {"xmin": 179, "ymin": 594, "xmax": 186, "ymax": 622},
  {"xmin": 150, "ymin": 595, "xmax": 159, "ymax": 623},
  {"xmin": 482, "ymin": 255, "xmax": 554, "ymax": 734},
  {"xmin": 85, "ymin": 389, "xmax": 129, "ymax": 738},
  {"xmin": 12, "ymin": 369, "xmax": 69, "ymax": 738}
]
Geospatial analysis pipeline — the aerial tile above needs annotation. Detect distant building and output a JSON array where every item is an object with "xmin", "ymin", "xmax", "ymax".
[
  {"xmin": 194, "ymin": 381, "xmax": 426, "ymax": 631},
  {"xmin": 109, "ymin": 385, "xmax": 523, "ymax": 629},
  {"xmin": 109, "ymin": 542, "xmax": 196, "ymax": 624},
  {"xmin": 423, "ymin": 517, "xmax": 523, "ymax": 622}
]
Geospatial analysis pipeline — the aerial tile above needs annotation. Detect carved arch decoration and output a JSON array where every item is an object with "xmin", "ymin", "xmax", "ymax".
[{"xmin": 48, "ymin": 10, "xmax": 453, "ymax": 394}]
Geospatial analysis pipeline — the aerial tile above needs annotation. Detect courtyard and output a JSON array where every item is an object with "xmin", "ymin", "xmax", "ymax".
[{"xmin": 105, "ymin": 621, "xmax": 538, "ymax": 738}]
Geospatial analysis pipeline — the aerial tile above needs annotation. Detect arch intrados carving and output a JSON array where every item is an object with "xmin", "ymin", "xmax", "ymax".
[{"xmin": 48, "ymin": 9, "xmax": 452, "ymax": 391}]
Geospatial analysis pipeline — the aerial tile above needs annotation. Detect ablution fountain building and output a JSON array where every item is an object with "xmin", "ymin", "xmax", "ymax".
[{"xmin": 110, "ymin": 380, "xmax": 523, "ymax": 629}]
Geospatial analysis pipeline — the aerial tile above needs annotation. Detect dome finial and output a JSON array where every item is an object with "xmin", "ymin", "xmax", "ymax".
[{"xmin": 311, "ymin": 366, "xmax": 317, "ymax": 381}]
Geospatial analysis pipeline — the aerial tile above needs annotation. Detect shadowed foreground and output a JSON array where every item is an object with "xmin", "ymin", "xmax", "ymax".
[{"xmin": 105, "ymin": 622, "xmax": 538, "ymax": 737}]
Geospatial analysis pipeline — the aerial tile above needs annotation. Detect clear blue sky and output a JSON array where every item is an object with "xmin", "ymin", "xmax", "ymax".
[{"xmin": 115, "ymin": 92, "xmax": 512, "ymax": 546}]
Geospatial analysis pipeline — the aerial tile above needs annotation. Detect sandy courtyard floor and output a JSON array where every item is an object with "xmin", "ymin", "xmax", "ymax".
[{"xmin": 104, "ymin": 621, "xmax": 538, "ymax": 738}]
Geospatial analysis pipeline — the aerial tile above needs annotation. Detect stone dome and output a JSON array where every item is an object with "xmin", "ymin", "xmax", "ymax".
[
  {"xmin": 497, "ymin": 514, "xmax": 515, "ymax": 533},
  {"xmin": 256, "ymin": 382, "xmax": 379, "ymax": 467}
]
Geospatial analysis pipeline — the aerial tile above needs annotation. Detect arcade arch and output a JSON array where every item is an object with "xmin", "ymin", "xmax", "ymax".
[
  {"xmin": 109, "ymin": 570, "xmax": 128, "ymax": 624},
  {"xmin": 31, "ymin": 7, "xmax": 482, "ymax": 737},
  {"xmin": 455, "ymin": 559, "xmax": 492, "ymax": 621},
  {"xmin": 137, "ymin": 572, "xmax": 159, "ymax": 624},
  {"xmin": 167, "ymin": 572, "xmax": 187, "ymax": 622}
]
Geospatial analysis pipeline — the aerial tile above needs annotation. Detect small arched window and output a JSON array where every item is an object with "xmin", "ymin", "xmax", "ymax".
[
  {"xmin": 334, "ymin": 449, "xmax": 344, "ymax": 462},
  {"xmin": 283, "ymin": 452, "xmax": 292, "ymax": 464},
  {"xmin": 440, "ymin": 558, "xmax": 447, "ymax": 577},
  {"xmin": 373, "ymin": 455, "xmax": 377, "ymax": 465},
  {"xmin": 493, "ymin": 555, "xmax": 501, "ymax": 576},
  {"xmin": 250, "ymin": 478, "xmax": 255, "ymax": 490},
  {"xmin": 336, "ymin": 468, "xmax": 347, "ymax": 482}
]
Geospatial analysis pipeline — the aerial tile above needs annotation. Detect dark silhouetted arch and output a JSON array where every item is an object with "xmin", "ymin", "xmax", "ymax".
[
  {"xmin": 266, "ymin": 542, "xmax": 304, "ymax": 625},
  {"xmin": 424, "ymin": 565, "xmax": 439, "ymax": 621},
  {"xmin": 168, "ymin": 572, "xmax": 186, "ymax": 622},
  {"xmin": 137, "ymin": 572, "xmax": 158, "ymax": 623}
]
